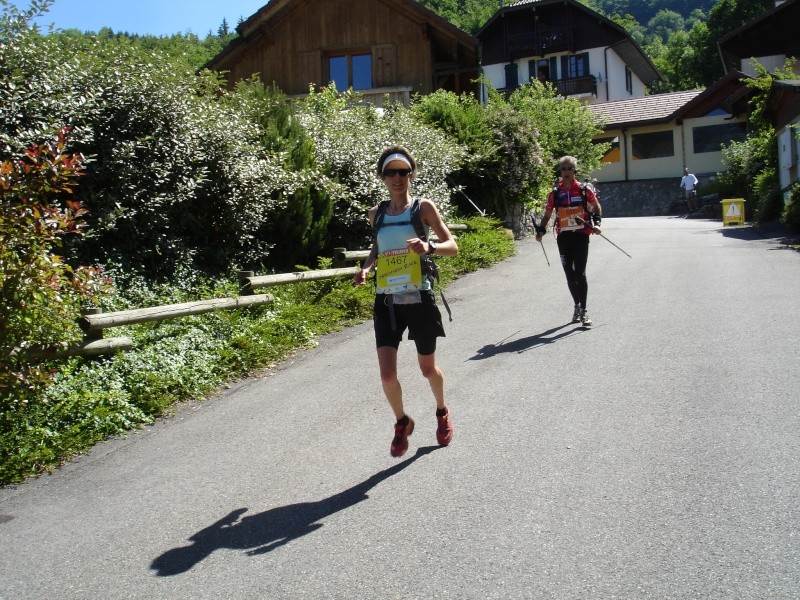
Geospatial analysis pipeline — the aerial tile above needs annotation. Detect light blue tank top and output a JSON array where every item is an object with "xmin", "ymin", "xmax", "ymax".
[{"xmin": 375, "ymin": 204, "xmax": 432, "ymax": 294}]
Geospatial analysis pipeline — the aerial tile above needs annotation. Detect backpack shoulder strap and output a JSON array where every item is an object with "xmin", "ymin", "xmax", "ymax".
[
  {"xmin": 551, "ymin": 185, "xmax": 561, "ymax": 209},
  {"xmin": 372, "ymin": 200, "xmax": 391, "ymax": 242},
  {"xmin": 410, "ymin": 198, "xmax": 426, "ymax": 241},
  {"xmin": 579, "ymin": 184, "xmax": 589, "ymax": 211}
]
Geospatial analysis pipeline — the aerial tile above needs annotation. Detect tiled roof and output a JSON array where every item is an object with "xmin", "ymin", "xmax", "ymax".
[{"xmin": 588, "ymin": 90, "xmax": 703, "ymax": 128}]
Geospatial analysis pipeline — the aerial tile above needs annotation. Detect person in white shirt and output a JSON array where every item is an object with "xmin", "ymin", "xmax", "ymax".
[{"xmin": 680, "ymin": 167, "xmax": 699, "ymax": 212}]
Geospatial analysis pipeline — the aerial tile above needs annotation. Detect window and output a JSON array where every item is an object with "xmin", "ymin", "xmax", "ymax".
[
  {"xmin": 529, "ymin": 59, "xmax": 551, "ymax": 83},
  {"xmin": 625, "ymin": 66, "xmax": 633, "ymax": 94},
  {"xmin": 329, "ymin": 53, "xmax": 373, "ymax": 91},
  {"xmin": 561, "ymin": 53, "xmax": 589, "ymax": 79},
  {"xmin": 594, "ymin": 136, "xmax": 620, "ymax": 163},
  {"xmin": 631, "ymin": 131, "xmax": 674, "ymax": 160},
  {"xmin": 692, "ymin": 123, "xmax": 747, "ymax": 153},
  {"xmin": 703, "ymin": 108, "xmax": 731, "ymax": 117}
]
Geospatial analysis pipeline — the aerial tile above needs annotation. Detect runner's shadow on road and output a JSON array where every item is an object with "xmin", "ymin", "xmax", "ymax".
[
  {"xmin": 469, "ymin": 323, "xmax": 583, "ymax": 360},
  {"xmin": 150, "ymin": 446, "xmax": 439, "ymax": 576}
]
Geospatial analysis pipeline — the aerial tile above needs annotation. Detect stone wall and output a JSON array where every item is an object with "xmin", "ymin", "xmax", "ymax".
[{"xmin": 595, "ymin": 176, "xmax": 719, "ymax": 217}]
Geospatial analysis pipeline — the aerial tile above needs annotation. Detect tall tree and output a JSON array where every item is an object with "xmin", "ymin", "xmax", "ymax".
[
  {"xmin": 646, "ymin": 9, "xmax": 684, "ymax": 44},
  {"xmin": 688, "ymin": 0, "xmax": 775, "ymax": 87}
]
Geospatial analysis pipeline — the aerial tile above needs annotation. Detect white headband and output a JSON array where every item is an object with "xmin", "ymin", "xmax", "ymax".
[{"xmin": 381, "ymin": 153, "xmax": 413, "ymax": 173}]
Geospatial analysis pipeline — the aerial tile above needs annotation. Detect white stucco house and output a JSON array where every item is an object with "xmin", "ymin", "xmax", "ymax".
[{"xmin": 474, "ymin": 0, "xmax": 660, "ymax": 104}]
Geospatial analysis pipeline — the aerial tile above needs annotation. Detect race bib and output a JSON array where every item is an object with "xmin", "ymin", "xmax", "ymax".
[
  {"xmin": 376, "ymin": 248, "xmax": 422, "ymax": 294},
  {"xmin": 559, "ymin": 205, "xmax": 585, "ymax": 231}
]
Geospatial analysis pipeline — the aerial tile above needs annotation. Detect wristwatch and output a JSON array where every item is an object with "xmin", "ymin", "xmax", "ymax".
[{"xmin": 426, "ymin": 240, "xmax": 437, "ymax": 255}]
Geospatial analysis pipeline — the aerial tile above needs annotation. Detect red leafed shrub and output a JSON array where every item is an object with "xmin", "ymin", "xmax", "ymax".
[{"xmin": 1, "ymin": 127, "xmax": 108, "ymax": 410}]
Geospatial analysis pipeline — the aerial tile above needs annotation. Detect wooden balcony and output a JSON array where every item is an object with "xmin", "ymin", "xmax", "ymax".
[
  {"xmin": 356, "ymin": 86, "xmax": 413, "ymax": 107},
  {"xmin": 508, "ymin": 27, "xmax": 572, "ymax": 58},
  {"xmin": 291, "ymin": 86, "xmax": 413, "ymax": 107},
  {"xmin": 553, "ymin": 76, "xmax": 597, "ymax": 97}
]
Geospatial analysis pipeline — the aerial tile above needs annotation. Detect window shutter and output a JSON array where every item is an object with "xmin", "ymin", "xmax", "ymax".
[
  {"xmin": 504, "ymin": 63, "xmax": 519, "ymax": 89},
  {"xmin": 581, "ymin": 53, "xmax": 589, "ymax": 77},
  {"xmin": 373, "ymin": 44, "xmax": 396, "ymax": 88}
]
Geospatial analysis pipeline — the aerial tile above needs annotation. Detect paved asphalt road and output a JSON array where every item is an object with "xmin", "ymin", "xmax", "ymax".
[{"xmin": 1, "ymin": 217, "xmax": 799, "ymax": 599}]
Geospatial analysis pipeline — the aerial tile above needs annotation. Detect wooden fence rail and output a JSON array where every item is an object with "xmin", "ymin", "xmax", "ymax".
[
  {"xmin": 28, "ymin": 222, "xmax": 468, "ymax": 359},
  {"xmin": 78, "ymin": 293, "xmax": 277, "ymax": 335}
]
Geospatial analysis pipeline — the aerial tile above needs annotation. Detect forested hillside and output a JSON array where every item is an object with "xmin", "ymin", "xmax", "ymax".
[
  {"xmin": 591, "ymin": 0, "xmax": 715, "ymax": 25},
  {"xmin": 418, "ymin": 0, "xmax": 716, "ymax": 34}
]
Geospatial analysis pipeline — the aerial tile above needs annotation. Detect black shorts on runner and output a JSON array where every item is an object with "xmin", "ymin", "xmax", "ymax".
[{"xmin": 373, "ymin": 291, "xmax": 445, "ymax": 355}]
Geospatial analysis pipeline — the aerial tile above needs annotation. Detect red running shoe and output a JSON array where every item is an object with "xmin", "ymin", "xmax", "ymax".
[
  {"xmin": 390, "ymin": 415, "xmax": 415, "ymax": 457},
  {"xmin": 436, "ymin": 408, "xmax": 453, "ymax": 446}
]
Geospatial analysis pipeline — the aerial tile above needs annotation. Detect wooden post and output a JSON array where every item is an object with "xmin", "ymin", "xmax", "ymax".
[
  {"xmin": 333, "ymin": 247, "xmax": 346, "ymax": 268},
  {"xmin": 238, "ymin": 270, "xmax": 255, "ymax": 296},
  {"xmin": 82, "ymin": 307, "xmax": 103, "ymax": 340}
]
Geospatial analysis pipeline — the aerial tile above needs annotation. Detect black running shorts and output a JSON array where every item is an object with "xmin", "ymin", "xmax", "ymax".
[{"xmin": 373, "ymin": 291, "xmax": 445, "ymax": 355}]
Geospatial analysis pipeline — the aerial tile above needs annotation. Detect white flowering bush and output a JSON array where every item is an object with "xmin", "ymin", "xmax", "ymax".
[{"xmin": 297, "ymin": 85, "xmax": 465, "ymax": 250}]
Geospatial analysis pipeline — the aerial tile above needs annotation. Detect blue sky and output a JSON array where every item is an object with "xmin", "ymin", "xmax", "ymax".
[{"xmin": 11, "ymin": 0, "xmax": 270, "ymax": 37}]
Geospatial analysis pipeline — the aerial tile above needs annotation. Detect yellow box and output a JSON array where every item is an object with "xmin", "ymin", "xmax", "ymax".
[{"xmin": 720, "ymin": 198, "xmax": 745, "ymax": 225}]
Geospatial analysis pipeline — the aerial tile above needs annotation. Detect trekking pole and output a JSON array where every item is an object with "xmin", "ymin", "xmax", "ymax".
[
  {"xmin": 533, "ymin": 217, "xmax": 550, "ymax": 266},
  {"xmin": 446, "ymin": 178, "xmax": 485, "ymax": 216},
  {"xmin": 576, "ymin": 217, "xmax": 632, "ymax": 258},
  {"xmin": 538, "ymin": 227, "xmax": 551, "ymax": 266}
]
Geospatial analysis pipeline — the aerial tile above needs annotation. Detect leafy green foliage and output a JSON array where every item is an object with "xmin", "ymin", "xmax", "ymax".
[
  {"xmin": 222, "ymin": 80, "xmax": 335, "ymax": 270},
  {"xmin": 717, "ymin": 62, "xmax": 794, "ymax": 221},
  {"xmin": 718, "ymin": 130, "xmax": 776, "ymax": 220},
  {"xmin": 437, "ymin": 216, "xmax": 515, "ymax": 282},
  {"xmin": 508, "ymin": 82, "xmax": 608, "ymax": 191},
  {"xmin": 648, "ymin": 23, "xmax": 709, "ymax": 92},
  {"xmin": 675, "ymin": 0, "xmax": 774, "ymax": 88},
  {"xmin": 781, "ymin": 183, "xmax": 800, "ymax": 234},
  {"xmin": 596, "ymin": 0, "xmax": 716, "ymax": 29},
  {"xmin": 416, "ymin": 0, "xmax": 498, "ymax": 34},
  {"xmin": 0, "ymin": 127, "xmax": 108, "ymax": 412},
  {"xmin": 647, "ymin": 9, "xmax": 685, "ymax": 43},
  {"xmin": 411, "ymin": 89, "xmax": 516, "ymax": 217},
  {"xmin": 411, "ymin": 81, "xmax": 607, "ymax": 229},
  {"xmin": 297, "ymin": 84, "xmax": 464, "ymax": 251}
]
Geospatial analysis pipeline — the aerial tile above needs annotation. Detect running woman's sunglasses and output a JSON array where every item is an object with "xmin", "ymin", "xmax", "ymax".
[{"xmin": 383, "ymin": 168, "xmax": 413, "ymax": 178}]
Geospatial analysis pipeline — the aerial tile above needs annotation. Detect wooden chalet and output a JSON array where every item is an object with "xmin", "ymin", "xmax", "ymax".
[{"xmin": 203, "ymin": 0, "xmax": 480, "ymax": 106}]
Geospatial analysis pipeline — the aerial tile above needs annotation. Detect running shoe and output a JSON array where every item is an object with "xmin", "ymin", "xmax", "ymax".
[
  {"xmin": 572, "ymin": 304, "xmax": 581, "ymax": 323},
  {"xmin": 580, "ymin": 309, "xmax": 592, "ymax": 327},
  {"xmin": 436, "ymin": 407, "xmax": 453, "ymax": 446},
  {"xmin": 390, "ymin": 415, "xmax": 415, "ymax": 457}
]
